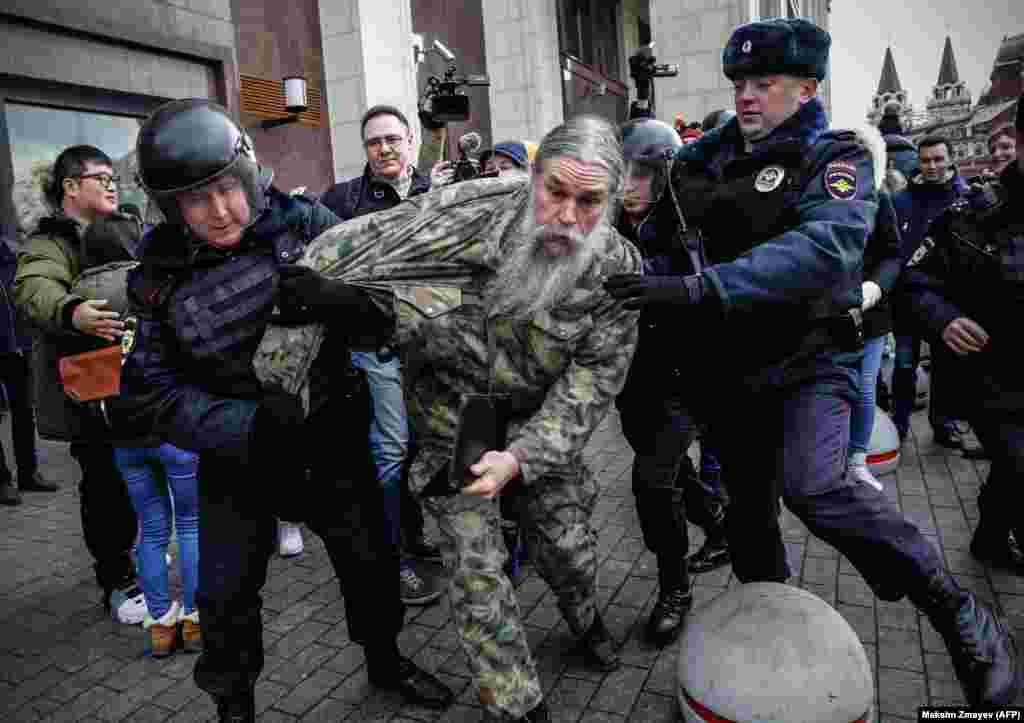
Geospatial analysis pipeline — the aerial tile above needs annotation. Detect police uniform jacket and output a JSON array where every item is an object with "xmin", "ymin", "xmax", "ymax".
[
  {"xmin": 903, "ymin": 162, "xmax": 1024, "ymax": 414},
  {"xmin": 113, "ymin": 187, "xmax": 359, "ymax": 462},
  {"xmin": 671, "ymin": 97, "xmax": 878, "ymax": 370}
]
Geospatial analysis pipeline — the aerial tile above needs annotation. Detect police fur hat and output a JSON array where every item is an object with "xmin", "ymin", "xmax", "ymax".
[{"xmin": 723, "ymin": 18, "xmax": 830, "ymax": 81}]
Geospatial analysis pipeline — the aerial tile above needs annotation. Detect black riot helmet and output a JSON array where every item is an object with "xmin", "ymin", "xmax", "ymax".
[
  {"xmin": 620, "ymin": 119, "xmax": 682, "ymax": 218},
  {"xmin": 136, "ymin": 99, "xmax": 267, "ymax": 227}
]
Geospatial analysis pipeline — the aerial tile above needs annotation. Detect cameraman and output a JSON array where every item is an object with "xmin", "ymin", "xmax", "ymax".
[{"xmin": 319, "ymin": 105, "xmax": 442, "ymax": 607}]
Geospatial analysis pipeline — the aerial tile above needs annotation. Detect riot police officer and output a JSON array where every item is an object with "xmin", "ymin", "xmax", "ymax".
[
  {"xmin": 614, "ymin": 118, "xmax": 730, "ymax": 646},
  {"xmin": 905, "ymin": 100, "xmax": 1024, "ymax": 576},
  {"xmin": 114, "ymin": 100, "xmax": 452, "ymax": 721},
  {"xmin": 605, "ymin": 19, "xmax": 1018, "ymax": 707}
]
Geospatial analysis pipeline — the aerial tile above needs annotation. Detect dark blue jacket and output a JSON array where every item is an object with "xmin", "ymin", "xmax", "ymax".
[
  {"xmin": 673, "ymin": 98, "xmax": 877, "ymax": 335},
  {"xmin": 114, "ymin": 187, "xmax": 345, "ymax": 462},
  {"xmin": 904, "ymin": 162, "xmax": 1024, "ymax": 412},
  {"xmin": 892, "ymin": 170, "xmax": 969, "ymax": 259},
  {"xmin": 320, "ymin": 165, "xmax": 431, "ymax": 221},
  {"xmin": 0, "ymin": 240, "xmax": 29, "ymax": 355}
]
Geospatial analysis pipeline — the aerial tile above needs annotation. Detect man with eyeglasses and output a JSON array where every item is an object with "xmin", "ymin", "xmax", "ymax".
[
  {"xmin": 319, "ymin": 105, "xmax": 443, "ymax": 607},
  {"xmin": 13, "ymin": 144, "xmax": 147, "ymax": 625}
]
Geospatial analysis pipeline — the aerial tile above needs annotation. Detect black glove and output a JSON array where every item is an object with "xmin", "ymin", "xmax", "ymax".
[
  {"xmin": 277, "ymin": 264, "xmax": 363, "ymax": 323},
  {"xmin": 604, "ymin": 273, "xmax": 706, "ymax": 310}
]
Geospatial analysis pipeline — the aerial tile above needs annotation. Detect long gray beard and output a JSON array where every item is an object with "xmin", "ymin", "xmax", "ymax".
[{"xmin": 486, "ymin": 195, "xmax": 608, "ymax": 321}]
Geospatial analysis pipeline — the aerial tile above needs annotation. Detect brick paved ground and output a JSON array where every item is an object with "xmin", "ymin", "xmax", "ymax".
[{"xmin": 0, "ymin": 404, "xmax": 1016, "ymax": 722}]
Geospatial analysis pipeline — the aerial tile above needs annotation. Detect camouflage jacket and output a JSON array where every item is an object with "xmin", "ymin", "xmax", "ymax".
[{"xmin": 254, "ymin": 175, "xmax": 642, "ymax": 489}]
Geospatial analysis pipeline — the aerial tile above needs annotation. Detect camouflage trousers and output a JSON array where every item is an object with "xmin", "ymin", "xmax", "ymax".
[{"xmin": 423, "ymin": 467, "xmax": 599, "ymax": 719}]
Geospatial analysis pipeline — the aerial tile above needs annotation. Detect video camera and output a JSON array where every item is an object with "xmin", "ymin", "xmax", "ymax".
[
  {"xmin": 628, "ymin": 42, "xmax": 679, "ymax": 119},
  {"xmin": 416, "ymin": 39, "xmax": 490, "ymax": 125}
]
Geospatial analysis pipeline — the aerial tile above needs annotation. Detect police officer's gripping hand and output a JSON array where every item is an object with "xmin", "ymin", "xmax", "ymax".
[
  {"xmin": 603, "ymin": 273, "xmax": 704, "ymax": 310},
  {"xmin": 942, "ymin": 317, "xmax": 990, "ymax": 356},
  {"xmin": 276, "ymin": 264, "xmax": 364, "ymax": 324}
]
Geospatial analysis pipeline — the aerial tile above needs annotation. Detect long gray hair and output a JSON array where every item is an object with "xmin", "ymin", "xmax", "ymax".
[{"xmin": 533, "ymin": 115, "xmax": 625, "ymax": 203}]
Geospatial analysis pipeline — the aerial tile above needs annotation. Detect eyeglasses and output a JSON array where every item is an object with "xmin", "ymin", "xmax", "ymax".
[
  {"xmin": 75, "ymin": 173, "xmax": 120, "ymax": 189},
  {"xmin": 364, "ymin": 135, "xmax": 406, "ymax": 151}
]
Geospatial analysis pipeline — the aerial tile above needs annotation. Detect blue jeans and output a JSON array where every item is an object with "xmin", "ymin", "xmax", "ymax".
[
  {"xmin": 850, "ymin": 335, "xmax": 887, "ymax": 455},
  {"xmin": 350, "ymin": 350, "xmax": 414, "ymax": 554},
  {"xmin": 114, "ymin": 444, "xmax": 200, "ymax": 619}
]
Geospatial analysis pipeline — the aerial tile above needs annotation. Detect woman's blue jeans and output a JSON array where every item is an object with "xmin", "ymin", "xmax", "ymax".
[
  {"xmin": 114, "ymin": 443, "xmax": 200, "ymax": 619},
  {"xmin": 850, "ymin": 335, "xmax": 887, "ymax": 455}
]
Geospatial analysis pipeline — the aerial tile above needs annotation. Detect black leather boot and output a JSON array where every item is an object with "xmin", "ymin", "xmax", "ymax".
[
  {"xmin": 215, "ymin": 692, "xmax": 255, "ymax": 723},
  {"xmin": 688, "ymin": 537, "xmax": 730, "ymax": 574},
  {"xmin": 971, "ymin": 523, "xmax": 1024, "ymax": 576},
  {"xmin": 911, "ymin": 569, "xmax": 1021, "ymax": 708},
  {"xmin": 368, "ymin": 655, "xmax": 454, "ymax": 709},
  {"xmin": 578, "ymin": 614, "xmax": 621, "ymax": 672},
  {"xmin": 647, "ymin": 559, "xmax": 693, "ymax": 646}
]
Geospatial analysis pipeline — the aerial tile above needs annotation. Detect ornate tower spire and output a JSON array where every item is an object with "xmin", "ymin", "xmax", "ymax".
[
  {"xmin": 877, "ymin": 47, "xmax": 902, "ymax": 95},
  {"xmin": 927, "ymin": 36, "xmax": 971, "ymax": 122},
  {"xmin": 867, "ymin": 46, "xmax": 911, "ymax": 127},
  {"xmin": 936, "ymin": 36, "xmax": 960, "ymax": 85}
]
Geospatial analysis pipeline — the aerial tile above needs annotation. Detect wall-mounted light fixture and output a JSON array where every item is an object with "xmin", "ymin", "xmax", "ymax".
[{"xmin": 260, "ymin": 77, "xmax": 308, "ymax": 129}]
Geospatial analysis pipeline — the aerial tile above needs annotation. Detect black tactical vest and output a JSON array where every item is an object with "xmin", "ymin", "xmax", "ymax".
[
  {"xmin": 681, "ymin": 140, "xmax": 808, "ymax": 265},
  {"xmin": 164, "ymin": 231, "xmax": 304, "ymax": 396}
]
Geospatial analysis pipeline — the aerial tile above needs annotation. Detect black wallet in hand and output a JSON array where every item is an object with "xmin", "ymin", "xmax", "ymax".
[{"xmin": 447, "ymin": 393, "xmax": 509, "ymax": 493}]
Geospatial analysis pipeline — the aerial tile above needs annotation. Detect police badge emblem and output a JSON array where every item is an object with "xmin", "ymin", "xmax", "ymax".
[
  {"xmin": 755, "ymin": 165, "xmax": 786, "ymax": 192},
  {"xmin": 825, "ymin": 161, "xmax": 858, "ymax": 200},
  {"xmin": 742, "ymin": 40, "xmax": 752, "ymax": 53},
  {"xmin": 120, "ymin": 317, "xmax": 138, "ymax": 363}
]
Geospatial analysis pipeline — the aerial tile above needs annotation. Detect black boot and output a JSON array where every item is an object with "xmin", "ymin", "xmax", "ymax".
[
  {"xmin": 647, "ymin": 558, "xmax": 693, "ymax": 646},
  {"xmin": 688, "ymin": 536, "xmax": 731, "ymax": 574},
  {"xmin": 215, "ymin": 693, "xmax": 255, "ymax": 723},
  {"xmin": 971, "ymin": 525, "xmax": 1024, "ymax": 576},
  {"xmin": 367, "ymin": 653, "xmax": 454, "ymax": 709},
  {"xmin": 911, "ymin": 570, "xmax": 1020, "ymax": 708},
  {"xmin": 578, "ymin": 614, "xmax": 621, "ymax": 672}
]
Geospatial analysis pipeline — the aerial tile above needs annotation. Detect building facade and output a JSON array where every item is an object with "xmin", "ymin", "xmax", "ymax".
[
  {"xmin": 2, "ymin": 0, "xmax": 834, "ymax": 242},
  {"xmin": 867, "ymin": 33, "xmax": 1022, "ymax": 179}
]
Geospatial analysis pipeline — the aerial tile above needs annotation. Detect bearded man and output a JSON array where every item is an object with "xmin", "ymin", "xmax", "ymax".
[{"xmin": 257, "ymin": 115, "xmax": 642, "ymax": 723}]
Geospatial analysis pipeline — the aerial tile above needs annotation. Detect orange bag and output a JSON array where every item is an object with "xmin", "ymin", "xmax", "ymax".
[{"xmin": 58, "ymin": 345, "xmax": 122, "ymax": 402}]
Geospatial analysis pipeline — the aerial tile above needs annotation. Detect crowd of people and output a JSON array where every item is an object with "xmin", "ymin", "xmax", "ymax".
[{"xmin": 1, "ymin": 14, "xmax": 1023, "ymax": 722}]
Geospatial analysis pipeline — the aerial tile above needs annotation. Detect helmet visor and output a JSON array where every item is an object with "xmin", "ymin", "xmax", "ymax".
[{"xmin": 623, "ymin": 159, "xmax": 668, "ymax": 216}]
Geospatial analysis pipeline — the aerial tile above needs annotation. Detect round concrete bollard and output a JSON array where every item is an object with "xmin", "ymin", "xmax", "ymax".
[
  {"xmin": 867, "ymin": 407, "xmax": 901, "ymax": 477},
  {"xmin": 678, "ymin": 583, "xmax": 874, "ymax": 723}
]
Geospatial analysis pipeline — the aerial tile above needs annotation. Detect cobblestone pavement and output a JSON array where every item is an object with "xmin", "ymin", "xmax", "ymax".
[{"xmin": 0, "ymin": 404, "xmax": 1014, "ymax": 722}]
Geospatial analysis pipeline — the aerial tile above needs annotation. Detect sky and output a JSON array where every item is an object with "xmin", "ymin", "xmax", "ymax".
[{"xmin": 829, "ymin": 0, "xmax": 1024, "ymax": 128}]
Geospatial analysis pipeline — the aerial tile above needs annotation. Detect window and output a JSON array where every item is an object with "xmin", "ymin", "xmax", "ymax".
[
  {"xmin": 558, "ymin": 0, "xmax": 621, "ymax": 79},
  {"xmin": 5, "ymin": 103, "xmax": 148, "ymax": 240},
  {"xmin": 1, "ymin": 79, "xmax": 170, "ymax": 242},
  {"xmin": 557, "ymin": 0, "xmax": 628, "ymax": 123}
]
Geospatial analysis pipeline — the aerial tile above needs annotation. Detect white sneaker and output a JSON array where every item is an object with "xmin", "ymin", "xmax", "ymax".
[
  {"xmin": 108, "ymin": 584, "xmax": 149, "ymax": 625},
  {"xmin": 278, "ymin": 522, "xmax": 304, "ymax": 557},
  {"xmin": 850, "ymin": 463, "xmax": 883, "ymax": 492}
]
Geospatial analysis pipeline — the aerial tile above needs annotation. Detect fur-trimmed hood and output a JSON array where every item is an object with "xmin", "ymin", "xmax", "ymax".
[{"xmin": 847, "ymin": 124, "xmax": 887, "ymax": 191}]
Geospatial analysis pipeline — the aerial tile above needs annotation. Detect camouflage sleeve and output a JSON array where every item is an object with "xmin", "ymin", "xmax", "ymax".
[
  {"xmin": 254, "ymin": 176, "xmax": 529, "ymax": 394},
  {"xmin": 13, "ymin": 236, "xmax": 82, "ymax": 333},
  {"xmin": 507, "ymin": 240, "xmax": 642, "ymax": 484}
]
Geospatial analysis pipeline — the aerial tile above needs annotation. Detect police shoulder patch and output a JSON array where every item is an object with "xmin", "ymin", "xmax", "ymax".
[{"xmin": 824, "ymin": 161, "xmax": 858, "ymax": 200}]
